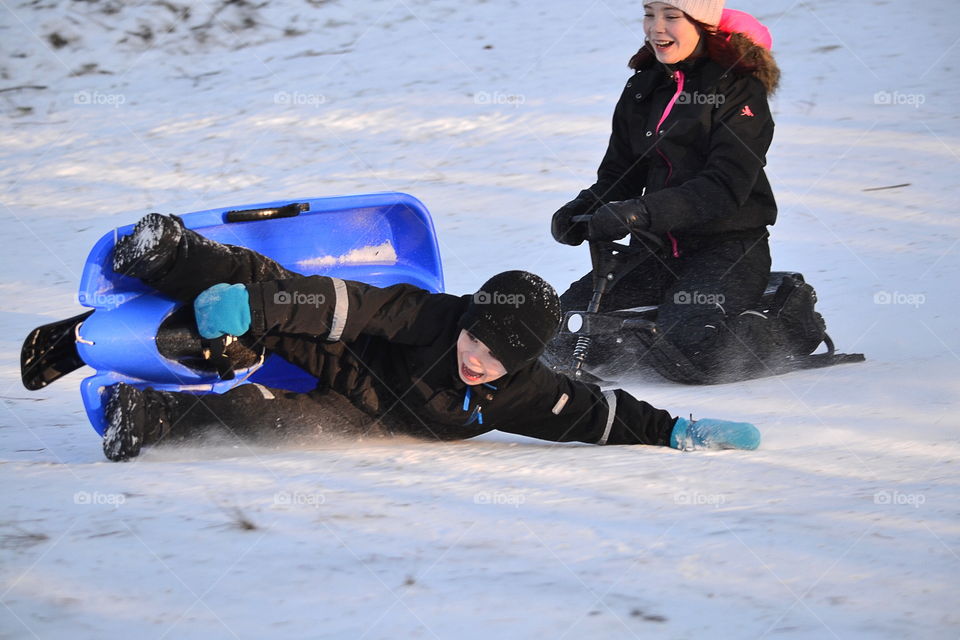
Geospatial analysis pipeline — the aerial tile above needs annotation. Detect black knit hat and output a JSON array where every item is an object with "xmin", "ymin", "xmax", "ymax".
[{"xmin": 458, "ymin": 271, "xmax": 562, "ymax": 373}]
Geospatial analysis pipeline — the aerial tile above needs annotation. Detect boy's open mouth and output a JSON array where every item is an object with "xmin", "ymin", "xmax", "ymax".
[{"xmin": 461, "ymin": 363, "xmax": 484, "ymax": 383}]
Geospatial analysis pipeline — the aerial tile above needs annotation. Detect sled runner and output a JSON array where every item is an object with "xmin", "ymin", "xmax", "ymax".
[
  {"xmin": 20, "ymin": 193, "xmax": 444, "ymax": 434},
  {"xmin": 549, "ymin": 218, "xmax": 865, "ymax": 385}
]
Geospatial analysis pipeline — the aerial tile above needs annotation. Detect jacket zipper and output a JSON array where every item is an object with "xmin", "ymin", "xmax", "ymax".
[
  {"xmin": 462, "ymin": 384, "xmax": 497, "ymax": 426},
  {"xmin": 463, "ymin": 387, "xmax": 483, "ymax": 425},
  {"xmin": 654, "ymin": 70, "xmax": 685, "ymax": 259}
]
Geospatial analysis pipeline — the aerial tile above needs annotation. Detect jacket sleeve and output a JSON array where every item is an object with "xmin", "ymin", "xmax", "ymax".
[
  {"xmin": 244, "ymin": 275, "xmax": 459, "ymax": 346},
  {"xmin": 494, "ymin": 363, "xmax": 676, "ymax": 446},
  {"xmin": 644, "ymin": 76, "xmax": 774, "ymax": 234},
  {"xmin": 580, "ymin": 80, "xmax": 649, "ymax": 207}
]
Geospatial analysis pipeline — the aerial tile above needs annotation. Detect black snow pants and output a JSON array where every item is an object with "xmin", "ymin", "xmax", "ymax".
[
  {"xmin": 141, "ymin": 227, "xmax": 385, "ymax": 445},
  {"xmin": 559, "ymin": 235, "xmax": 775, "ymax": 376}
]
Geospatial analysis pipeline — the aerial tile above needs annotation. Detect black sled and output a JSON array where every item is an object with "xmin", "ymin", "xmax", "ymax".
[{"xmin": 548, "ymin": 219, "xmax": 865, "ymax": 385}]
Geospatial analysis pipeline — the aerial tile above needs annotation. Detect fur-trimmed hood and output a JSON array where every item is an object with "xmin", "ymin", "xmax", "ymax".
[{"xmin": 629, "ymin": 31, "xmax": 781, "ymax": 95}]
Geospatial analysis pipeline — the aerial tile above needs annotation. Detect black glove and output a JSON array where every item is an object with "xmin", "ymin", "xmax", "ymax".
[
  {"xmin": 587, "ymin": 199, "xmax": 652, "ymax": 242},
  {"xmin": 551, "ymin": 195, "xmax": 596, "ymax": 246}
]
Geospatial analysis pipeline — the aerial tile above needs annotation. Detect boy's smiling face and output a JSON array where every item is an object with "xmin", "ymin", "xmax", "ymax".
[{"xmin": 456, "ymin": 330, "xmax": 508, "ymax": 386}]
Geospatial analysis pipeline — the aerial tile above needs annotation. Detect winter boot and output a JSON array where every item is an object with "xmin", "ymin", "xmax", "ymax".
[
  {"xmin": 102, "ymin": 382, "xmax": 178, "ymax": 461},
  {"xmin": 770, "ymin": 276, "xmax": 826, "ymax": 355},
  {"xmin": 111, "ymin": 213, "xmax": 184, "ymax": 281}
]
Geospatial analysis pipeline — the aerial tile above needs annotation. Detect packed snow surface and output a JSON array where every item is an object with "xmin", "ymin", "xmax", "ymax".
[
  {"xmin": 297, "ymin": 241, "xmax": 398, "ymax": 268},
  {"xmin": 1, "ymin": 0, "xmax": 958, "ymax": 638}
]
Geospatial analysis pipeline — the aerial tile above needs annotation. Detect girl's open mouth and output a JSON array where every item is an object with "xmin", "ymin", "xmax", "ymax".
[{"xmin": 654, "ymin": 40, "xmax": 675, "ymax": 50}]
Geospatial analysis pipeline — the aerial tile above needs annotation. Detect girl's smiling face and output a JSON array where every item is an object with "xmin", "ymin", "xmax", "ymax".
[
  {"xmin": 456, "ymin": 330, "xmax": 508, "ymax": 386},
  {"xmin": 644, "ymin": 2, "xmax": 703, "ymax": 65}
]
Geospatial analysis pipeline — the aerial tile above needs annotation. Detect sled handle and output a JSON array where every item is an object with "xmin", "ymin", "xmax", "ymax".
[{"xmin": 224, "ymin": 202, "xmax": 309, "ymax": 223}]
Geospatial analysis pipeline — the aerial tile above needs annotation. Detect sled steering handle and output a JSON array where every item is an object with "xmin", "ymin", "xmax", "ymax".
[{"xmin": 572, "ymin": 213, "xmax": 663, "ymax": 249}]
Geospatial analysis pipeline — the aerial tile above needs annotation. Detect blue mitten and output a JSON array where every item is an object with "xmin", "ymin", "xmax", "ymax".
[
  {"xmin": 194, "ymin": 283, "xmax": 251, "ymax": 339},
  {"xmin": 670, "ymin": 416, "xmax": 761, "ymax": 451}
]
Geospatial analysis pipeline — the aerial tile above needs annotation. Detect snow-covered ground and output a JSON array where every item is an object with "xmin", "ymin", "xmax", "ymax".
[{"xmin": 2, "ymin": 0, "xmax": 958, "ymax": 638}]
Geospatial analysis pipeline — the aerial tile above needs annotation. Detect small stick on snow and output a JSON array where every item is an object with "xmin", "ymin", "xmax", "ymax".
[
  {"xmin": 862, "ymin": 183, "xmax": 911, "ymax": 192},
  {"xmin": 0, "ymin": 85, "xmax": 48, "ymax": 93}
]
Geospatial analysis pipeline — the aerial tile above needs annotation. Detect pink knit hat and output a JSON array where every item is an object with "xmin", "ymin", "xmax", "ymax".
[
  {"xmin": 718, "ymin": 8, "xmax": 773, "ymax": 49},
  {"xmin": 643, "ymin": 0, "xmax": 725, "ymax": 28}
]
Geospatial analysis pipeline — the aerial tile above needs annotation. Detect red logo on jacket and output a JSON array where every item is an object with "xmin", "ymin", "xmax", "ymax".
[{"xmin": 740, "ymin": 105, "xmax": 756, "ymax": 117}]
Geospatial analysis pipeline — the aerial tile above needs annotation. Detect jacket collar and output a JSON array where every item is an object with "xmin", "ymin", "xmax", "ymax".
[{"xmin": 635, "ymin": 54, "xmax": 725, "ymax": 97}]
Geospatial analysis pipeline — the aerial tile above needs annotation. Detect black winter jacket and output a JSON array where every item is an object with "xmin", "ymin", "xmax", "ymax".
[
  {"xmin": 583, "ymin": 55, "xmax": 777, "ymax": 245},
  {"xmin": 244, "ymin": 275, "xmax": 676, "ymax": 446}
]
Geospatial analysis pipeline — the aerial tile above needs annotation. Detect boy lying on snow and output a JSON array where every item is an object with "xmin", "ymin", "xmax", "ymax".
[{"xmin": 101, "ymin": 214, "xmax": 761, "ymax": 461}]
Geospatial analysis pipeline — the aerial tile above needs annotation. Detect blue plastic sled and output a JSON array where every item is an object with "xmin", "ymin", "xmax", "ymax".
[{"xmin": 74, "ymin": 192, "xmax": 444, "ymax": 435}]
